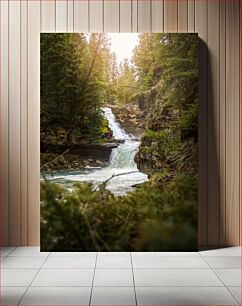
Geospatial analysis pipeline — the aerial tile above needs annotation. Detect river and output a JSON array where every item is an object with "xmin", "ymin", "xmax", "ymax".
[{"xmin": 42, "ymin": 107, "xmax": 148, "ymax": 196}]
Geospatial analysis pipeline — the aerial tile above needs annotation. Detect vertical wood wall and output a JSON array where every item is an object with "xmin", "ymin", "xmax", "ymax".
[{"xmin": 0, "ymin": 0, "xmax": 240, "ymax": 247}]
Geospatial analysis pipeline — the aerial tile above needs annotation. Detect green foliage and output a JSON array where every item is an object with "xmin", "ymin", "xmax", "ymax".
[
  {"xmin": 41, "ymin": 175, "xmax": 197, "ymax": 251},
  {"xmin": 105, "ymin": 57, "xmax": 138, "ymax": 105},
  {"xmin": 41, "ymin": 33, "xmax": 111, "ymax": 145},
  {"xmin": 101, "ymin": 119, "xmax": 110, "ymax": 135},
  {"xmin": 135, "ymin": 175, "xmax": 197, "ymax": 251},
  {"xmin": 143, "ymin": 129, "xmax": 168, "ymax": 140},
  {"xmin": 135, "ymin": 33, "xmax": 198, "ymax": 179}
]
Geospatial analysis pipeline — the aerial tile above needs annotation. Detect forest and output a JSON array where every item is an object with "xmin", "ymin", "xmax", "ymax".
[{"xmin": 40, "ymin": 33, "xmax": 198, "ymax": 251}]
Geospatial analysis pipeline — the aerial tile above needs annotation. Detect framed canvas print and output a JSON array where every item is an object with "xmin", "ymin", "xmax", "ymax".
[{"xmin": 40, "ymin": 33, "xmax": 198, "ymax": 251}]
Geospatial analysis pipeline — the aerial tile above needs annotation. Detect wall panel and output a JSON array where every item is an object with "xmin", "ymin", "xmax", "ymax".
[
  {"xmin": 188, "ymin": 0, "xmax": 195, "ymax": 32},
  {"xmin": 67, "ymin": 0, "xmax": 74, "ymax": 32},
  {"xmin": 0, "ymin": 0, "xmax": 9, "ymax": 245},
  {"xmin": 138, "ymin": 0, "xmax": 151, "ymax": 32},
  {"xmin": 56, "ymin": 0, "xmax": 67, "ymax": 32},
  {"xmin": 8, "ymin": 0, "xmax": 21, "ymax": 245},
  {"xmin": 0, "ymin": 0, "xmax": 240, "ymax": 247},
  {"xmin": 20, "ymin": 0, "xmax": 28, "ymax": 245},
  {"xmin": 225, "ymin": 0, "xmax": 240, "ymax": 246},
  {"xmin": 151, "ymin": 0, "xmax": 163, "ymax": 32},
  {"xmin": 219, "ymin": 0, "xmax": 226, "ymax": 246},
  {"xmin": 27, "ymin": 1, "xmax": 40, "ymax": 245},
  {"xmin": 195, "ymin": 0, "xmax": 208, "ymax": 247},
  {"xmin": 178, "ymin": 0, "xmax": 188, "ymax": 32},
  {"xmin": 73, "ymin": 0, "xmax": 88, "ymax": 32},
  {"xmin": 104, "ymin": 1, "xmax": 119, "ymax": 32},
  {"xmin": 120, "ymin": 0, "xmax": 132, "ymax": 32},
  {"xmin": 90, "ymin": 0, "xmax": 103, "ymax": 32},
  {"xmin": 164, "ymin": 0, "xmax": 178, "ymax": 32},
  {"xmin": 207, "ymin": 0, "xmax": 220, "ymax": 246},
  {"xmin": 132, "ymin": 0, "xmax": 138, "ymax": 32},
  {"xmin": 41, "ymin": 0, "xmax": 56, "ymax": 32}
]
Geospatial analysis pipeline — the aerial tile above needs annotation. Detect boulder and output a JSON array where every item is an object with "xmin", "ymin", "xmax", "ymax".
[{"xmin": 96, "ymin": 160, "xmax": 103, "ymax": 165}]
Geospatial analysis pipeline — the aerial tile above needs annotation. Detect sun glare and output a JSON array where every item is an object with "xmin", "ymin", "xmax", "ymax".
[{"xmin": 108, "ymin": 33, "xmax": 139, "ymax": 64}]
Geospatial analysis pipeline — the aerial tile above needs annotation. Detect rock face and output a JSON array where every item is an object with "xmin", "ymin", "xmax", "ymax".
[
  {"xmin": 134, "ymin": 83, "xmax": 198, "ymax": 180},
  {"xmin": 109, "ymin": 104, "xmax": 144, "ymax": 137},
  {"xmin": 41, "ymin": 143, "xmax": 117, "ymax": 171},
  {"xmin": 137, "ymin": 87, "xmax": 157, "ymax": 117},
  {"xmin": 134, "ymin": 134, "xmax": 164, "ymax": 176},
  {"xmin": 109, "ymin": 88, "xmax": 158, "ymax": 136}
]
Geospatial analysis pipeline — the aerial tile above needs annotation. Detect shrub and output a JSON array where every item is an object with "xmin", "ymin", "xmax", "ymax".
[{"xmin": 40, "ymin": 175, "xmax": 197, "ymax": 251}]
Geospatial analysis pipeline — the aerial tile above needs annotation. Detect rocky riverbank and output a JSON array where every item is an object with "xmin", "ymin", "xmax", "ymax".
[
  {"xmin": 40, "ymin": 114, "xmax": 118, "ymax": 172},
  {"xmin": 41, "ymin": 143, "xmax": 118, "ymax": 171}
]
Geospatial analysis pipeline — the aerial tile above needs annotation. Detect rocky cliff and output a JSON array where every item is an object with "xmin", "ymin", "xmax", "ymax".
[
  {"xmin": 109, "ymin": 104, "xmax": 144, "ymax": 138},
  {"xmin": 134, "ymin": 83, "xmax": 198, "ymax": 182}
]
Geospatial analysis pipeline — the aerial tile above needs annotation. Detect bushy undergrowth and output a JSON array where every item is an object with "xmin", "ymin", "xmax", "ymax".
[{"xmin": 40, "ymin": 175, "xmax": 197, "ymax": 251}]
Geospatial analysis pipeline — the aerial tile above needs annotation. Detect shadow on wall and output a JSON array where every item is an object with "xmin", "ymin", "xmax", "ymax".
[{"xmin": 198, "ymin": 38, "xmax": 221, "ymax": 248}]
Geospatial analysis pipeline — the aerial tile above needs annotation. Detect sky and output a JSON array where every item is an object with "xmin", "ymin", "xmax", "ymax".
[{"xmin": 108, "ymin": 33, "xmax": 139, "ymax": 64}]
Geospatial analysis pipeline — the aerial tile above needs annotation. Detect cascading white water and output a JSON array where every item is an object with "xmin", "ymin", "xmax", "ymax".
[
  {"xmin": 44, "ymin": 107, "xmax": 148, "ymax": 195},
  {"xmin": 102, "ymin": 107, "xmax": 127, "ymax": 140},
  {"xmin": 102, "ymin": 107, "xmax": 139, "ymax": 170},
  {"xmin": 109, "ymin": 141, "xmax": 139, "ymax": 169}
]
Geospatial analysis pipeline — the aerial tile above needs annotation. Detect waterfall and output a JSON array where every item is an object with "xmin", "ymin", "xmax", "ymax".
[
  {"xmin": 102, "ymin": 107, "xmax": 127, "ymax": 140},
  {"xmin": 44, "ymin": 107, "xmax": 148, "ymax": 195},
  {"xmin": 102, "ymin": 107, "xmax": 138, "ymax": 170},
  {"xmin": 109, "ymin": 142, "xmax": 139, "ymax": 169}
]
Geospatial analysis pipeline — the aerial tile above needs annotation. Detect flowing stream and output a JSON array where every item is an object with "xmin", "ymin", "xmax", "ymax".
[{"xmin": 43, "ymin": 107, "xmax": 148, "ymax": 195}]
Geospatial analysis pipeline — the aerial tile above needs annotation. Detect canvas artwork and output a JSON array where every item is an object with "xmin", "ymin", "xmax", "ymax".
[{"xmin": 40, "ymin": 33, "xmax": 198, "ymax": 251}]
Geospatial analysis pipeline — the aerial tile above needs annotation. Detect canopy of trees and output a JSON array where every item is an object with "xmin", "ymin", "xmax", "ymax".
[{"xmin": 41, "ymin": 33, "xmax": 112, "ymax": 144}]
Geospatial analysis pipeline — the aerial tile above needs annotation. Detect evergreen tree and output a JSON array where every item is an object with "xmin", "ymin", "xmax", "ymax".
[{"xmin": 41, "ymin": 33, "xmax": 111, "ymax": 145}]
